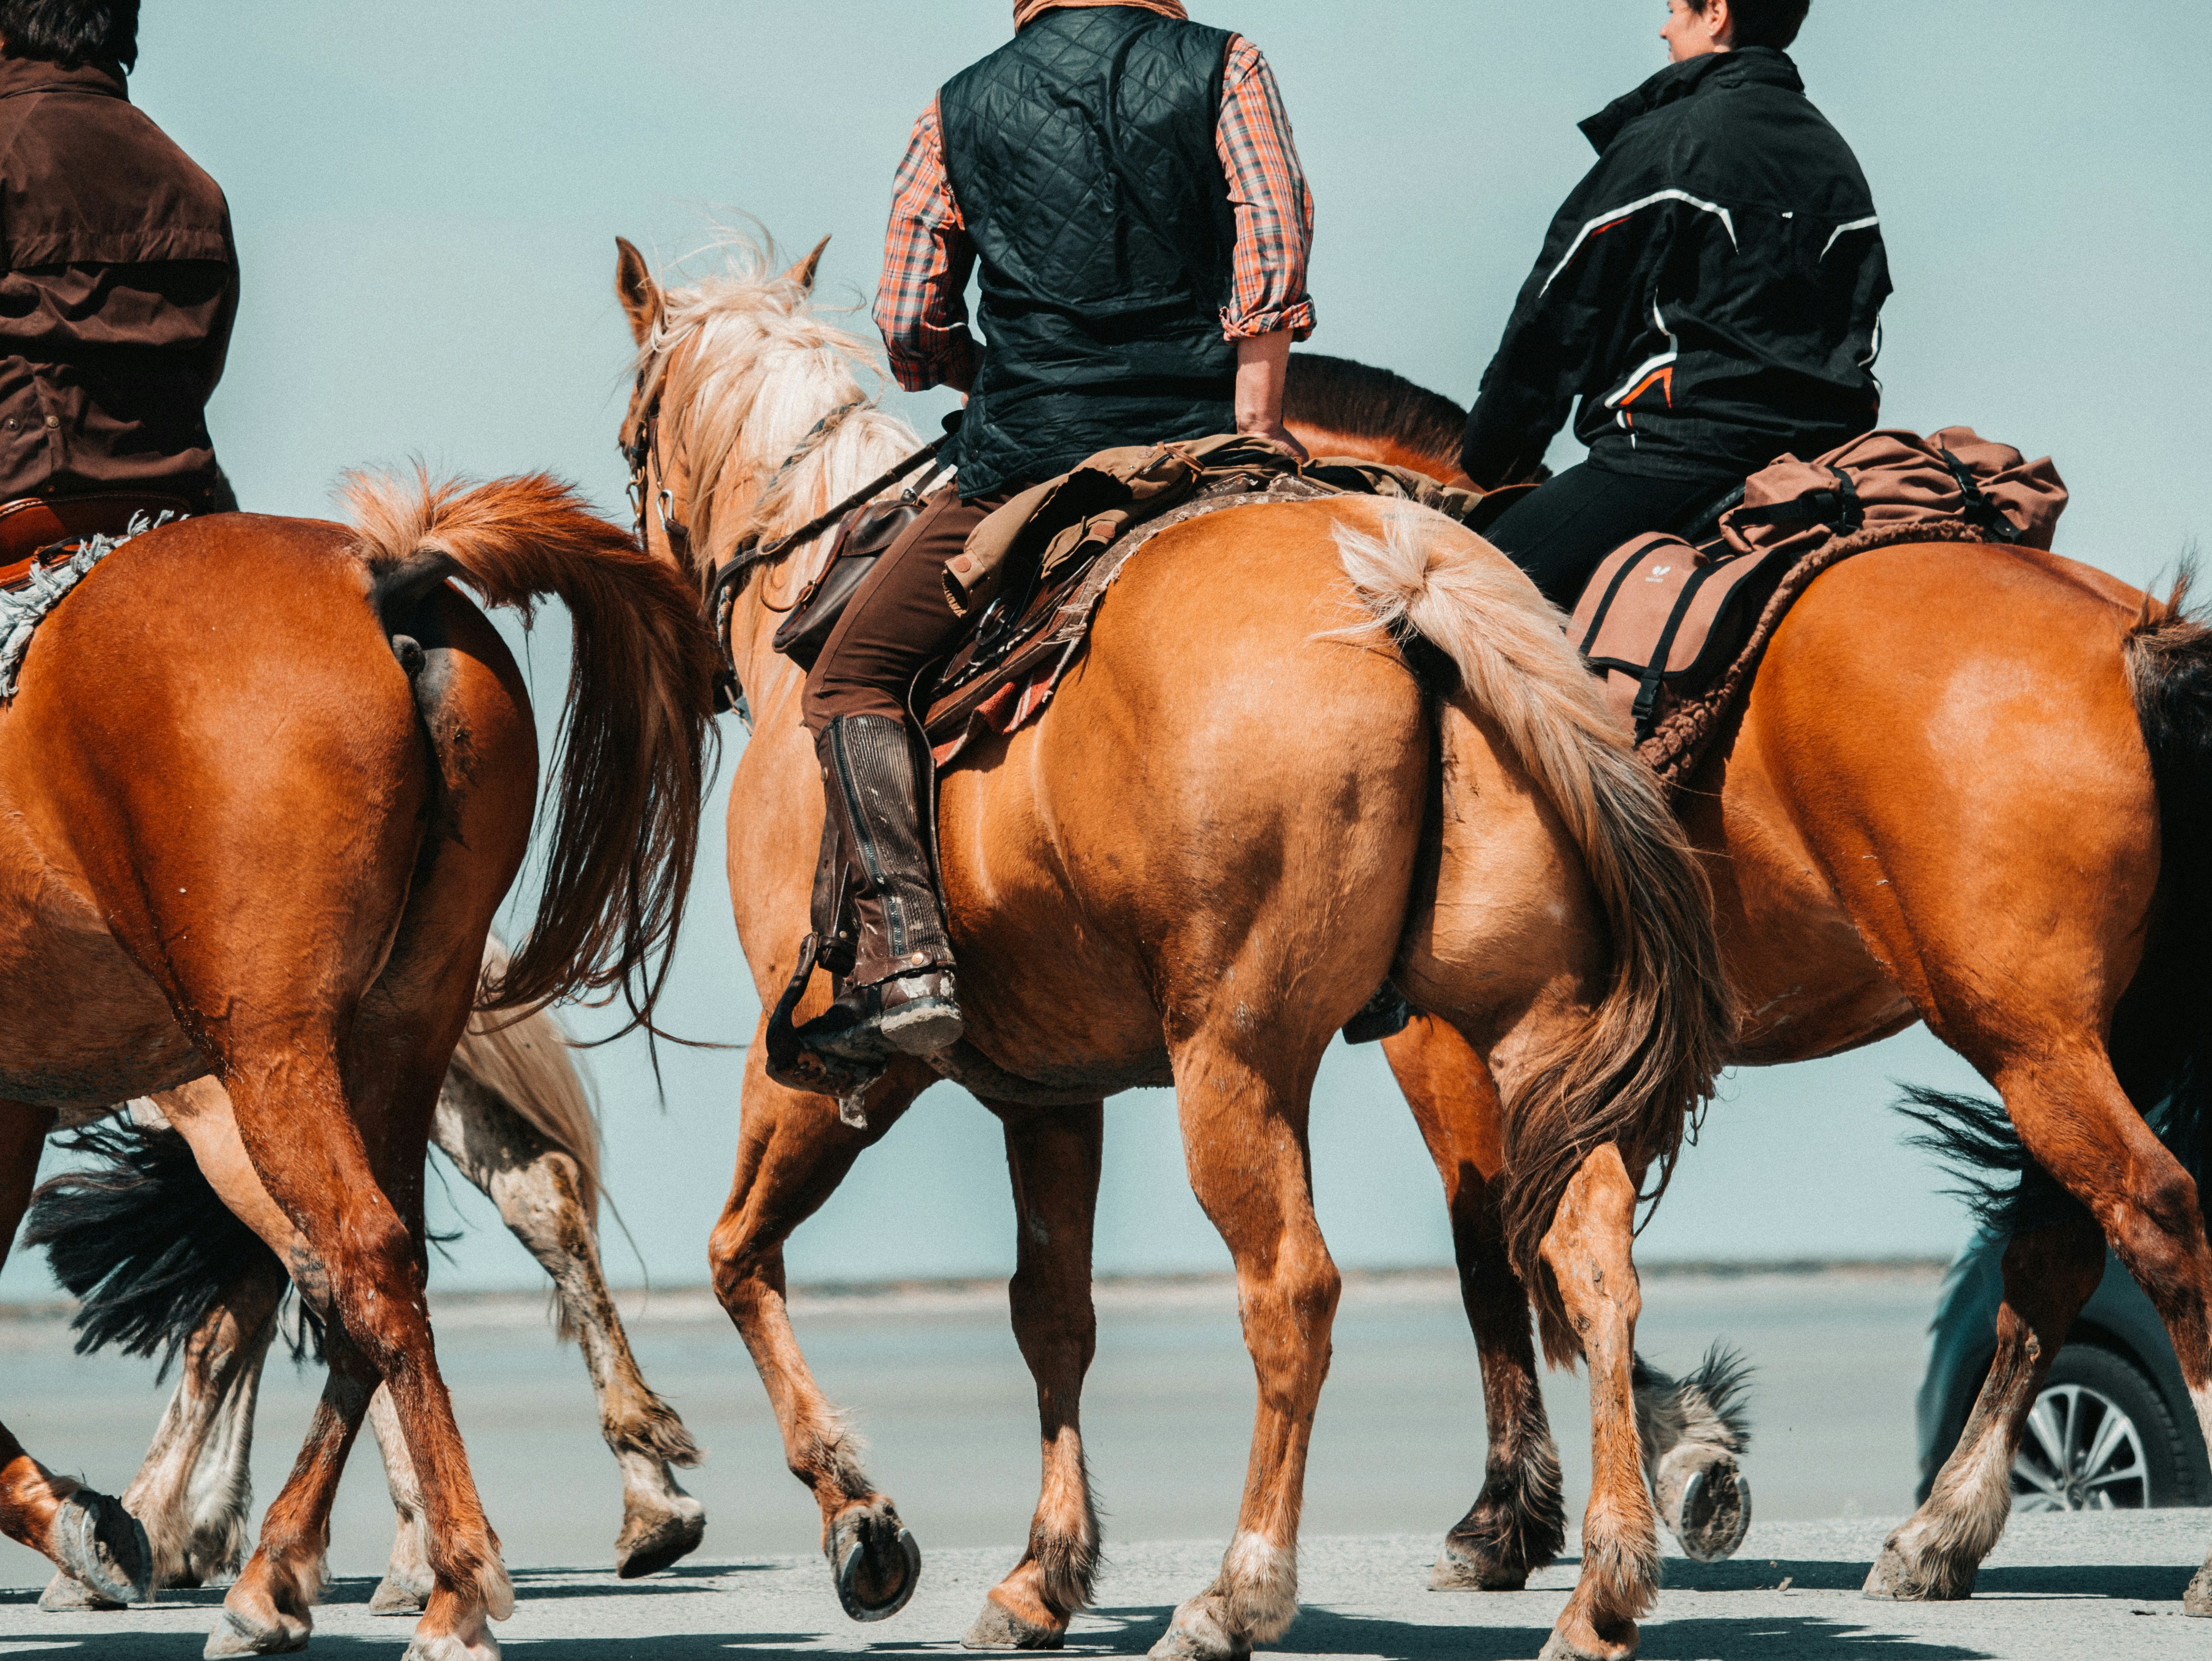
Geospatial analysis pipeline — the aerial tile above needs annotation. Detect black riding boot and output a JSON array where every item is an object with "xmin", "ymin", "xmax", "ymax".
[{"xmin": 799, "ymin": 714, "xmax": 963, "ymax": 1063}]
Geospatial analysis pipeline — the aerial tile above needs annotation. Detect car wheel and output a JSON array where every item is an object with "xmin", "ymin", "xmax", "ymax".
[{"xmin": 2011, "ymin": 1344, "xmax": 2185, "ymax": 1511}]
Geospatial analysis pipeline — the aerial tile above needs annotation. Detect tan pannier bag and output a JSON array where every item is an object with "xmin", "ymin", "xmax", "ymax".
[{"xmin": 1571, "ymin": 426, "xmax": 2067, "ymax": 741}]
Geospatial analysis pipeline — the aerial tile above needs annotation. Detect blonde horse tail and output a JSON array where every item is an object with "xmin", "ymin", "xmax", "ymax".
[
  {"xmin": 1333, "ymin": 501, "xmax": 1733, "ymax": 1361},
  {"xmin": 344, "ymin": 469, "xmax": 717, "ymax": 1029},
  {"xmin": 449, "ymin": 935, "xmax": 604, "ymax": 1225}
]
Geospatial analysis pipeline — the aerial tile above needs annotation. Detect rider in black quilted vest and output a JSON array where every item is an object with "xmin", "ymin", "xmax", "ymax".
[
  {"xmin": 1464, "ymin": 0, "xmax": 1890, "ymax": 609},
  {"xmin": 790, "ymin": 0, "xmax": 1315, "ymax": 1068}
]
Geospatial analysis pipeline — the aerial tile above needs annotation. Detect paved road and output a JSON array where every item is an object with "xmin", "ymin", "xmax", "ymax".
[{"xmin": 3, "ymin": 1265, "xmax": 2197, "ymax": 1657}]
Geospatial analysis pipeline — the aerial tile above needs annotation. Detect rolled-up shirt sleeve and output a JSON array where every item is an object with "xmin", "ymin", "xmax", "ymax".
[
  {"xmin": 873, "ymin": 97, "xmax": 978, "ymax": 391},
  {"xmin": 1215, "ymin": 38, "xmax": 1316, "ymax": 342}
]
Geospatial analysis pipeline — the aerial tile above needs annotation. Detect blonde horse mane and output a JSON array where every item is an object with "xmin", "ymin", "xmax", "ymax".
[{"xmin": 632, "ymin": 237, "xmax": 927, "ymax": 593}]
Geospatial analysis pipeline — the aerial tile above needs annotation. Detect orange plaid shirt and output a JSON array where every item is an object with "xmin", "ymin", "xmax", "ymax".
[{"xmin": 873, "ymin": 34, "xmax": 1317, "ymax": 392}]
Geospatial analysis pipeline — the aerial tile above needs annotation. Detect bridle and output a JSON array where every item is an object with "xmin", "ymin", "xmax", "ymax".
[{"xmin": 621, "ymin": 360, "xmax": 952, "ymax": 714}]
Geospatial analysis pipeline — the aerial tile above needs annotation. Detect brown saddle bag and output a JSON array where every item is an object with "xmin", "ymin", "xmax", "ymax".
[{"xmin": 768, "ymin": 480, "xmax": 945, "ymax": 673}]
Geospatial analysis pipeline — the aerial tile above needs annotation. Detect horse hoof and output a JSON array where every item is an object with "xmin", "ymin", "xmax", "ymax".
[
  {"xmin": 964, "ymin": 1592, "xmax": 1065, "ymax": 1649},
  {"xmin": 1663, "ymin": 1450, "xmax": 1751, "ymax": 1563},
  {"xmin": 1861, "ymin": 1537, "xmax": 1973, "ymax": 1602},
  {"xmin": 370, "ymin": 1571, "xmax": 433, "ymax": 1616},
  {"xmin": 1537, "ymin": 1627, "xmax": 1636, "ymax": 1661},
  {"xmin": 2184, "ymin": 1562, "xmax": 2212, "ymax": 1616},
  {"xmin": 401, "ymin": 1631, "xmax": 502, "ymax": 1661},
  {"xmin": 39, "ymin": 1570, "xmax": 125, "ymax": 1612},
  {"xmin": 616, "ymin": 1494, "xmax": 707, "ymax": 1579},
  {"xmin": 829, "ymin": 1504, "xmax": 921, "ymax": 1621},
  {"xmin": 205, "ymin": 1607, "xmax": 311, "ymax": 1658},
  {"xmin": 53, "ymin": 1490, "xmax": 152, "ymax": 1607},
  {"xmin": 1147, "ymin": 1595, "xmax": 1249, "ymax": 1661},
  {"xmin": 1429, "ymin": 1532, "xmax": 1531, "ymax": 1592}
]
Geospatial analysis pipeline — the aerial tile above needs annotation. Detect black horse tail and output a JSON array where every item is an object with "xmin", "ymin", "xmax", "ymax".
[
  {"xmin": 1900, "ymin": 567, "xmax": 2212, "ymax": 1231},
  {"xmin": 22, "ymin": 1117, "xmax": 305, "ymax": 1379}
]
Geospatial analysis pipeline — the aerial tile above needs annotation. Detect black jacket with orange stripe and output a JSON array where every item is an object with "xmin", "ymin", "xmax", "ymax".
[{"xmin": 1460, "ymin": 47, "xmax": 1889, "ymax": 489}]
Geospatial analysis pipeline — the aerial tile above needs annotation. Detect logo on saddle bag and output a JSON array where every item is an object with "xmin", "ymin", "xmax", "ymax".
[{"xmin": 1569, "ymin": 531, "xmax": 1791, "ymax": 743}]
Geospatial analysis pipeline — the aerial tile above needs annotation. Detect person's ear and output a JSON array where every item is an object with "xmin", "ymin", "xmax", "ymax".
[{"xmin": 1707, "ymin": 0, "xmax": 1735, "ymax": 46}]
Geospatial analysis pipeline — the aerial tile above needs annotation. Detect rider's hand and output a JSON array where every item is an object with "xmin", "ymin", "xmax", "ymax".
[{"xmin": 1239, "ymin": 420, "xmax": 1311, "ymax": 463}]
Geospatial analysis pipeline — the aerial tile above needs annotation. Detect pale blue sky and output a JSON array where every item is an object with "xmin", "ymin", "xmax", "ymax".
[{"xmin": 7, "ymin": 1, "xmax": 2206, "ymax": 1298}]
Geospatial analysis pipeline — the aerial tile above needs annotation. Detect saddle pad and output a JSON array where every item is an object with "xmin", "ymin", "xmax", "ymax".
[{"xmin": 922, "ymin": 473, "xmax": 1333, "ymax": 766}]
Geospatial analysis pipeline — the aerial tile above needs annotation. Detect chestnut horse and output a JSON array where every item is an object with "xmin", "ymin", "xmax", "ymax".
[
  {"xmin": 614, "ymin": 236, "xmax": 1729, "ymax": 1661},
  {"xmin": 1288, "ymin": 356, "xmax": 2212, "ymax": 1648},
  {"xmin": 0, "ymin": 477, "xmax": 711, "ymax": 1660}
]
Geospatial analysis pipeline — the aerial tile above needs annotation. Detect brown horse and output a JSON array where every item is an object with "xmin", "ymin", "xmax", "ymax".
[
  {"xmin": 614, "ymin": 236, "xmax": 1730, "ymax": 1661},
  {"xmin": 0, "ymin": 476, "xmax": 711, "ymax": 1660},
  {"xmin": 1286, "ymin": 356, "xmax": 2212, "ymax": 1648}
]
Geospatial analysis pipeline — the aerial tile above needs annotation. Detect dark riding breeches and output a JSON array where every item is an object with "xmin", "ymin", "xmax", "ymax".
[
  {"xmin": 801, "ymin": 487, "xmax": 1010, "ymax": 731},
  {"xmin": 1482, "ymin": 462, "xmax": 1734, "ymax": 611}
]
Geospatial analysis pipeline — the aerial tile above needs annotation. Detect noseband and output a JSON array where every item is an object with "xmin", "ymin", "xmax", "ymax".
[{"xmin": 621, "ymin": 365, "xmax": 953, "ymax": 714}]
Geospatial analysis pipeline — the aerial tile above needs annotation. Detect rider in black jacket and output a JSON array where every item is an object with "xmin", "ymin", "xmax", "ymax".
[{"xmin": 1463, "ymin": 0, "xmax": 1890, "ymax": 607}]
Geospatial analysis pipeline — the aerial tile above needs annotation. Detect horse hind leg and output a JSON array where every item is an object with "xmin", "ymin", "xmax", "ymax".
[
  {"xmin": 429, "ymin": 1063, "xmax": 705, "ymax": 1580},
  {"xmin": 965, "ymin": 1102, "xmax": 1105, "ymax": 1650},
  {"xmin": 0, "ymin": 1100, "xmax": 154, "ymax": 1608},
  {"xmin": 1152, "ymin": 1037, "xmax": 1339, "ymax": 1661},
  {"xmin": 1537, "ymin": 1144, "xmax": 1658, "ymax": 1661},
  {"xmin": 1385, "ymin": 1021, "xmax": 1567, "ymax": 1592}
]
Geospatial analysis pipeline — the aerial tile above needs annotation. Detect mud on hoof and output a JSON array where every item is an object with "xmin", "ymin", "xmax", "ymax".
[
  {"xmin": 827, "ymin": 1502, "xmax": 921, "ymax": 1621},
  {"xmin": 52, "ymin": 1490, "xmax": 152, "ymax": 1608},
  {"xmin": 1147, "ymin": 1594, "xmax": 1251, "ymax": 1661},
  {"xmin": 2186, "ymin": 1562, "xmax": 2212, "ymax": 1617},
  {"xmin": 964, "ymin": 1592, "xmax": 1066, "ymax": 1650},
  {"xmin": 1862, "ymin": 1532, "xmax": 1976, "ymax": 1602},
  {"xmin": 370, "ymin": 1570, "xmax": 433, "ymax": 1617},
  {"xmin": 1430, "ymin": 1528, "xmax": 1535, "ymax": 1592},
  {"xmin": 39, "ymin": 1570, "xmax": 125, "ymax": 1612},
  {"xmin": 1656, "ymin": 1444, "xmax": 1751, "ymax": 1563},
  {"xmin": 204, "ymin": 1606, "xmax": 311, "ymax": 1657},
  {"xmin": 616, "ymin": 1491, "xmax": 707, "ymax": 1580}
]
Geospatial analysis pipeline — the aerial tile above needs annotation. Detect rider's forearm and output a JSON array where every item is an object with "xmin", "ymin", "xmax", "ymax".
[{"xmin": 1234, "ymin": 329, "xmax": 1295, "ymax": 439}]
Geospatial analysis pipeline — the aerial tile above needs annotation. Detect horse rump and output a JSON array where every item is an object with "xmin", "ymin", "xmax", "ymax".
[
  {"xmin": 24, "ymin": 1118, "xmax": 298, "ymax": 1379},
  {"xmin": 1900, "ymin": 567, "xmax": 2212, "ymax": 1233}
]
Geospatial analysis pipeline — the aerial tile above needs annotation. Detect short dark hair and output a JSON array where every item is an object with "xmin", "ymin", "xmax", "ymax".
[
  {"xmin": 0, "ymin": 0, "xmax": 140, "ymax": 71},
  {"xmin": 1729, "ymin": 0, "xmax": 1810, "ymax": 51}
]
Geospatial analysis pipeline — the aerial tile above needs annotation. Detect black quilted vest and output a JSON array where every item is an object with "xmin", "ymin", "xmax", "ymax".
[{"xmin": 941, "ymin": 7, "xmax": 1238, "ymax": 499}]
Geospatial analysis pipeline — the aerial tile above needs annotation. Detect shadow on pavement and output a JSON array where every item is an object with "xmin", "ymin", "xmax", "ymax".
[{"xmin": 1665, "ymin": 1555, "xmax": 2192, "ymax": 1601}]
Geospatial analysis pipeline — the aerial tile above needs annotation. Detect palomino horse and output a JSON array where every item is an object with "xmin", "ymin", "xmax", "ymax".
[
  {"xmin": 0, "ymin": 477, "xmax": 711, "ymax": 1659},
  {"xmin": 1287, "ymin": 356, "xmax": 2212, "ymax": 1641},
  {"xmin": 614, "ymin": 235, "xmax": 1730, "ymax": 1661},
  {"xmin": 28, "ymin": 948, "xmax": 705, "ymax": 1615}
]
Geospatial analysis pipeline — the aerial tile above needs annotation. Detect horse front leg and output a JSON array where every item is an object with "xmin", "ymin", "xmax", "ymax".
[
  {"xmin": 708, "ymin": 1033, "xmax": 927, "ymax": 1621},
  {"xmin": 430, "ymin": 1072, "xmax": 705, "ymax": 1582},
  {"xmin": 1384, "ymin": 1019, "xmax": 1566, "ymax": 1591},
  {"xmin": 967, "ymin": 1101, "xmax": 1105, "ymax": 1649},
  {"xmin": 1538, "ymin": 1143, "xmax": 1657, "ymax": 1661}
]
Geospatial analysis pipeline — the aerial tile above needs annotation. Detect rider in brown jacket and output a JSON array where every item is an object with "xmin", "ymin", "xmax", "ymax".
[{"xmin": 0, "ymin": 0, "xmax": 237, "ymax": 560}]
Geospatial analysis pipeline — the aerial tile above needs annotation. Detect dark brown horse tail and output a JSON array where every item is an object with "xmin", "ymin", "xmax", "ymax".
[
  {"xmin": 1333, "ymin": 502, "xmax": 1735, "ymax": 1363},
  {"xmin": 2112, "ymin": 567, "xmax": 2212, "ymax": 1176},
  {"xmin": 346, "ymin": 470, "xmax": 717, "ymax": 1028}
]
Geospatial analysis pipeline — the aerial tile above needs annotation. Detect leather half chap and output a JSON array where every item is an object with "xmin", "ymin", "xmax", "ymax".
[{"xmin": 814, "ymin": 714, "xmax": 957, "ymax": 989}]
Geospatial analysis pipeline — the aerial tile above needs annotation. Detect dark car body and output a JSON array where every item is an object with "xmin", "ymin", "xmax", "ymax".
[{"xmin": 1917, "ymin": 1235, "xmax": 2206, "ymax": 1504}]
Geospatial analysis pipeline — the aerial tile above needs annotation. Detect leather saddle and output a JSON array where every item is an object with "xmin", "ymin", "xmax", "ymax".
[{"xmin": 0, "ymin": 492, "xmax": 191, "ymax": 588}]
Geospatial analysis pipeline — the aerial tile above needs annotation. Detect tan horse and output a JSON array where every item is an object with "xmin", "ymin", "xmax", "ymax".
[
  {"xmin": 0, "ymin": 477, "xmax": 711, "ymax": 1660},
  {"xmin": 614, "ymin": 237, "xmax": 1730, "ymax": 1661},
  {"xmin": 1287, "ymin": 358, "xmax": 2212, "ymax": 1646}
]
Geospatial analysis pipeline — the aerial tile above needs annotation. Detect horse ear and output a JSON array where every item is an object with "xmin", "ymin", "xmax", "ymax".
[
  {"xmin": 783, "ymin": 235, "xmax": 831, "ymax": 294},
  {"xmin": 614, "ymin": 236, "xmax": 664, "ymax": 345}
]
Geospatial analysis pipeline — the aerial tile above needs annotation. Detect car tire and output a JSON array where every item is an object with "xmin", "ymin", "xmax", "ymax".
[{"xmin": 2011, "ymin": 1344, "xmax": 2189, "ymax": 1511}]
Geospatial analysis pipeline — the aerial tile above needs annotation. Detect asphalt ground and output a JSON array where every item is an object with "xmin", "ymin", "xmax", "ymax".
[{"xmin": 3, "ymin": 1266, "xmax": 2200, "ymax": 1657}]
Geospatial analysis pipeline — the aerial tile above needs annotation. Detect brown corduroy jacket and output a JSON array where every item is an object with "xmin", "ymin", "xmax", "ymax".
[{"xmin": 0, "ymin": 53, "xmax": 237, "ymax": 507}]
